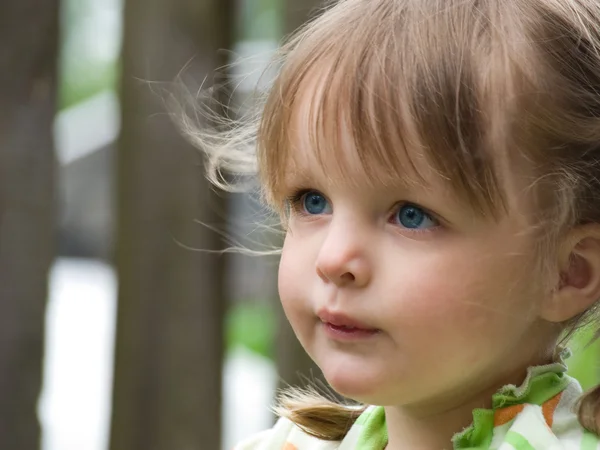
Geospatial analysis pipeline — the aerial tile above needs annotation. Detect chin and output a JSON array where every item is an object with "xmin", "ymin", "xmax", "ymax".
[
  {"xmin": 323, "ymin": 368, "xmax": 384, "ymax": 403},
  {"xmin": 324, "ymin": 367, "xmax": 416, "ymax": 406}
]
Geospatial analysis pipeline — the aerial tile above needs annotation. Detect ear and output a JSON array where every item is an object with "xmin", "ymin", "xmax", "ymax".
[{"xmin": 541, "ymin": 225, "xmax": 600, "ymax": 323}]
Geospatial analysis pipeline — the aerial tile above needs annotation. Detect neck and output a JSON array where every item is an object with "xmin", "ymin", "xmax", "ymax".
[
  {"xmin": 384, "ymin": 388, "xmax": 494, "ymax": 450},
  {"xmin": 384, "ymin": 351, "xmax": 555, "ymax": 450}
]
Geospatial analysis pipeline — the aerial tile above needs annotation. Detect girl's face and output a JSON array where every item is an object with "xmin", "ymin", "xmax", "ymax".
[{"xmin": 277, "ymin": 113, "xmax": 558, "ymax": 410}]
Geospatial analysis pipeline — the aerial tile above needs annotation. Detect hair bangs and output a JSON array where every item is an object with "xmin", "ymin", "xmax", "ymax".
[{"xmin": 258, "ymin": 0, "xmax": 513, "ymax": 217}]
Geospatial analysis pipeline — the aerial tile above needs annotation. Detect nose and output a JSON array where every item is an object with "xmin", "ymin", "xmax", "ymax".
[{"xmin": 315, "ymin": 220, "xmax": 372, "ymax": 288}]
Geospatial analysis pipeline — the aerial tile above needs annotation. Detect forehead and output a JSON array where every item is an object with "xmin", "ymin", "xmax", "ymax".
[{"xmin": 281, "ymin": 68, "xmax": 435, "ymax": 193}]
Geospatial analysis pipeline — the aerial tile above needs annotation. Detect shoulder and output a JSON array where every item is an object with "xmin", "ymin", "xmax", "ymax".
[{"xmin": 232, "ymin": 417, "xmax": 340, "ymax": 450}]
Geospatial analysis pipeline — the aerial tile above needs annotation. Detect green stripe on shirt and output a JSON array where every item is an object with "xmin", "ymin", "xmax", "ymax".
[{"xmin": 504, "ymin": 431, "xmax": 536, "ymax": 450}]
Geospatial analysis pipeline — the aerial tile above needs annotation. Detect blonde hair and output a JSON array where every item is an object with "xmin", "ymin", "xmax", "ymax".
[{"xmin": 181, "ymin": 0, "xmax": 600, "ymax": 439}]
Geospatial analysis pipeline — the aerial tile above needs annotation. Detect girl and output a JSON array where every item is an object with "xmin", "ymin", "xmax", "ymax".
[{"xmin": 189, "ymin": 0, "xmax": 600, "ymax": 448}]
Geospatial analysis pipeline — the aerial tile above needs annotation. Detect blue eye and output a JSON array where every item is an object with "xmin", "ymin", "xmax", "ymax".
[
  {"xmin": 302, "ymin": 191, "xmax": 331, "ymax": 215},
  {"xmin": 394, "ymin": 204, "xmax": 437, "ymax": 230}
]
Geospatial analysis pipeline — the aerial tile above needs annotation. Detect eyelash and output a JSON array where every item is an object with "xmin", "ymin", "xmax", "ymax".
[{"xmin": 285, "ymin": 188, "xmax": 442, "ymax": 234}]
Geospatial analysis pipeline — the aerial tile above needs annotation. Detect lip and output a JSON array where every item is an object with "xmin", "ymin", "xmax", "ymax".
[
  {"xmin": 316, "ymin": 308, "xmax": 380, "ymax": 341},
  {"xmin": 317, "ymin": 309, "xmax": 376, "ymax": 331},
  {"xmin": 320, "ymin": 322, "xmax": 380, "ymax": 341}
]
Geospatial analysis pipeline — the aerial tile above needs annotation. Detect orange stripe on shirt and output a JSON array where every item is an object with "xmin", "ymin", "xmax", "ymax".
[
  {"xmin": 542, "ymin": 392, "xmax": 563, "ymax": 428},
  {"xmin": 494, "ymin": 404, "xmax": 525, "ymax": 427},
  {"xmin": 493, "ymin": 391, "xmax": 564, "ymax": 428},
  {"xmin": 283, "ymin": 443, "xmax": 298, "ymax": 450}
]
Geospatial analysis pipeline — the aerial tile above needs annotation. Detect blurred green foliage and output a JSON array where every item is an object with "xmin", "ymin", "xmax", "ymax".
[
  {"xmin": 567, "ymin": 326, "xmax": 600, "ymax": 390},
  {"xmin": 59, "ymin": 64, "xmax": 118, "ymax": 110},
  {"xmin": 226, "ymin": 302, "xmax": 276, "ymax": 358},
  {"xmin": 58, "ymin": 0, "xmax": 122, "ymax": 110},
  {"xmin": 239, "ymin": 0, "xmax": 282, "ymax": 41}
]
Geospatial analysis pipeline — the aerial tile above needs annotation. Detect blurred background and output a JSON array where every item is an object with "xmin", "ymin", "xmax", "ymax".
[{"xmin": 0, "ymin": 0, "xmax": 599, "ymax": 450}]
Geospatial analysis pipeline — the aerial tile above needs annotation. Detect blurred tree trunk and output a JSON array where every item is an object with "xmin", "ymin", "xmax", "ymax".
[
  {"xmin": 0, "ymin": 1, "xmax": 58, "ymax": 449},
  {"xmin": 276, "ymin": 0, "xmax": 330, "ymax": 394},
  {"xmin": 109, "ymin": 0, "xmax": 233, "ymax": 449}
]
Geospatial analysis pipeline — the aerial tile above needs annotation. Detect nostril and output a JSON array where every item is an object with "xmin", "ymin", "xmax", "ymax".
[
  {"xmin": 341, "ymin": 272, "xmax": 355, "ymax": 282},
  {"xmin": 315, "ymin": 255, "xmax": 370, "ymax": 287},
  {"xmin": 316, "ymin": 267, "xmax": 356, "ymax": 284}
]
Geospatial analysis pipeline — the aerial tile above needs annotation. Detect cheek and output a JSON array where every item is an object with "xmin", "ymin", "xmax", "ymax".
[
  {"xmin": 277, "ymin": 234, "xmax": 313, "ymax": 321},
  {"xmin": 278, "ymin": 234, "xmax": 302, "ymax": 292},
  {"xmin": 383, "ymin": 248, "xmax": 534, "ymax": 350}
]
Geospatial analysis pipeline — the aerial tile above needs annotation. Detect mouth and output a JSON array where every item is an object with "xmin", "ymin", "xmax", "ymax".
[{"xmin": 317, "ymin": 308, "xmax": 380, "ymax": 339}]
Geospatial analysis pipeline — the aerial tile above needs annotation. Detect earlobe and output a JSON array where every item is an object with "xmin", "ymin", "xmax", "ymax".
[{"xmin": 542, "ymin": 230, "xmax": 600, "ymax": 323}]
